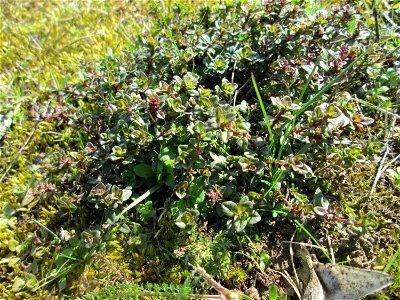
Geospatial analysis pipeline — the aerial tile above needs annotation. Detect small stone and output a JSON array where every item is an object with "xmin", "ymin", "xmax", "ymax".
[{"xmin": 245, "ymin": 286, "xmax": 260, "ymax": 300}]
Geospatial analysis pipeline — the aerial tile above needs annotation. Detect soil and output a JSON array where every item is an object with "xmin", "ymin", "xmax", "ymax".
[{"xmin": 236, "ymin": 204, "xmax": 399, "ymax": 300}]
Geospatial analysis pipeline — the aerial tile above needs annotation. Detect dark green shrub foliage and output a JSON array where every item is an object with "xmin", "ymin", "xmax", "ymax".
[{"xmin": 52, "ymin": 0, "xmax": 397, "ymax": 235}]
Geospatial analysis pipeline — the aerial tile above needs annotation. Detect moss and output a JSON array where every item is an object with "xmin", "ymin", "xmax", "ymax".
[{"xmin": 226, "ymin": 266, "xmax": 248, "ymax": 287}]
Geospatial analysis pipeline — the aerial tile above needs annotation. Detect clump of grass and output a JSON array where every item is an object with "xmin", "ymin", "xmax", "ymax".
[
  {"xmin": 0, "ymin": 0, "xmax": 150, "ymax": 297},
  {"xmin": 0, "ymin": 0, "xmax": 149, "ymax": 90}
]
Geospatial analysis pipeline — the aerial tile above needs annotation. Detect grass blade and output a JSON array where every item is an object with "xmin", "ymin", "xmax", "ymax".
[
  {"xmin": 251, "ymin": 73, "xmax": 275, "ymax": 149},
  {"xmin": 295, "ymin": 43, "xmax": 377, "ymax": 117}
]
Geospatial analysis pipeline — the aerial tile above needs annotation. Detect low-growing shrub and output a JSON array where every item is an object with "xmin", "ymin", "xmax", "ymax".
[{"xmin": 55, "ymin": 0, "xmax": 397, "ymax": 233}]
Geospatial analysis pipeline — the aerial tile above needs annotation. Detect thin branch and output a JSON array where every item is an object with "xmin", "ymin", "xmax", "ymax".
[
  {"xmin": 370, "ymin": 152, "xmax": 400, "ymax": 195},
  {"xmin": 352, "ymin": 98, "xmax": 400, "ymax": 119},
  {"xmin": 372, "ymin": 0, "xmax": 380, "ymax": 42},
  {"xmin": 289, "ymin": 234, "xmax": 301, "ymax": 290},
  {"xmin": 190, "ymin": 263, "xmax": 241, "ymax": 300},
  {"xmin": 370, "ymin": 138, "xmax": 390, "ymax": 195},
  {"xmin": 370, "ymin": 112, "xmax": 398, "ymax": 195}
]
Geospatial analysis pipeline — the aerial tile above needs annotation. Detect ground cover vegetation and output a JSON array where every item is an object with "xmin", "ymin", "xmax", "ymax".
[{"xmin": 1, "ymin": 0, "xmax": 399, "ymax": 298}]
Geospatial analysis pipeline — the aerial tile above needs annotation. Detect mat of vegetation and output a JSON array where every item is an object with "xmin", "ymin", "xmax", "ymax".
[{"xmin": 1, "ymin": 0, "xmax": 399, "ymax": 299}]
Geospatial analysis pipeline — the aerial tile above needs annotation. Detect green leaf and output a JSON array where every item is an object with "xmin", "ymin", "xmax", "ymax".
[
  {"xmin": 221, "ymin": 201, "xmax": 238, "ymax": 217},
  {"xmin": 90, "ymin": 182, "xmax": 107, "ymax": 197},
  {"xmin": 183, "ymin": 72, "xmax": 199, "ymax": 89},
  {"xmin": 239, "ymin": 198, "xmax": 252, "ymax": 209},
  {"xmin": 109, "ymin": 146, "xmax": 126, "ymax": 161},
  {"xmin": 111, "ymin": 185, "xmax": 123, "ymax": 201},
  {"xmin": 210, "ymin": 152, "xmax": 227, "ymax": 168},
  {"xmin": 134, "ymin": 164, "xmax": 155, "ymax": 178},
  {"xmin": 220, "ymin": 78, "xmax": 238, "ymax": 96},
  {"xmin": 259, "ymin": 249, "xmax": 271, "ymax": 271},
  {"xmin": 8, "ymin": 239, "xmax": 19, "ymax": 252},
  {"xmin": 8, "ymin": 256, "xmax": 20, "ymax": 267},
  {"xmin": 313, "ymin": 188, "xmax": 329, "ymax": 210},
  {"xmin": 326, "ymin": 104, "xmax": 339, "ymax": 118},
  {"xmin": 68, "ymin": 237, "xmax": 80, "ymax": 248},
  {"xmin": 12, "ymin": 277, "xmax": 25, "ymax": 292},
  {"xmin": 136, "ymin": 200, "xmax": 156, "ymax": 220},
  {"xmin": 175, "ymin": 210, "xmax": 199, "ymax": 232},
  {"xmin": 21, "ymin": 192, "xmax": 37, "ymax": 207},
  {"xmin": 2, "ymin": 202, "xmax": 16, "ymax": 219},
  {"xmin": 118, "ymin": 223, "xmax": 131, "ymax": 234},
  {"xmin": 121, "ymin": 189, "xmax": 132, "ymax": 202},
  {"xmin": 105, "ymin": 211, "xmax": 120, "ymax": 225},
  {"xmin": 159, "ymin": 146, "xmax": 178, "ymax": 161},
  {"xmin": 25, "ymin": 274, "xmax": 38, "ymax": 290},
  {"xmin": 168, "ymin": 97, "xmax": 185, "ymax": 112},
  {"xmin": 163, "ymin": 159, "xmax": 175, "ymax": 187},
  {"xmin": 234, "ymin": 217, "xmax": 248, "ymax": 232},
  {"xmin": 269, "ymin": 284, "xmax": 278, "ymax": 300},
  {"xmin": 58, "ymin": 276, "xmax": 67, "ymax": 290},
  {"xmin": 238, "ymin": 157, "xmax": 257, "ymax": 172},
  {"xmin": 175, "ymin": 220, "xmax": 187, "ymax": 229},
  {"xmin": 174, "ymin": 181, "xmax": 188, "ymax": 199},
  {"xmin": 248, "ymin": 211, "xmax": 261, "ymax": 225}
]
